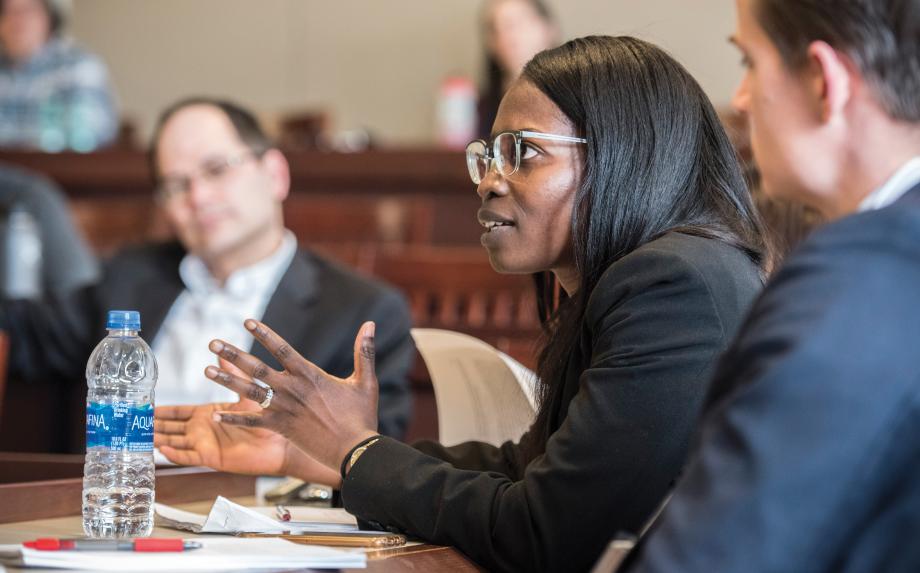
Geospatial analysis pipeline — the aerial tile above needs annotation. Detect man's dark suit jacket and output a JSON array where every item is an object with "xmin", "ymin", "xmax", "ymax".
[
  {"xmin": 627, "ymin": 185, "xmax": 920, "ymax": 573},
  {"xmin": 340, "ymin": 232, "xmax": 764, "ymax": 572},
  {"xmin": 2, "ymin": 242, "xmax": 414, "ymax": 439}
]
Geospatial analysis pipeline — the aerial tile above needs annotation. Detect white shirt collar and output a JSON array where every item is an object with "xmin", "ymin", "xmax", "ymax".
[
  {"xmin": 858, "ymin": 157, "xmax": 920, "ymax": 212},
  {"xmin": 178, "ymin": 230, "xmax": 298, "ymax": 299}
]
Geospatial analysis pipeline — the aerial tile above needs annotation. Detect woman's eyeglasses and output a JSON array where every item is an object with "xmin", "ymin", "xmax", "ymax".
[{"xmin": 465, "ymin": 130, "xmax": 587, "ymax": 184}]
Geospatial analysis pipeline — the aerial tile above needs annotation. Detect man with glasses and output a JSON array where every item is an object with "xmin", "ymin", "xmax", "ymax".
[{"xmin": 1, "ymin": 97, "xmax": 414, "ymax": 442}]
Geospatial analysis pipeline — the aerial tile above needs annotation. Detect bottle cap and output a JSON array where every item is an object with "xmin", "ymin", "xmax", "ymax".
[{"xmin": 106, "ymin": 310, "xmax": 141, "ymax": 330}]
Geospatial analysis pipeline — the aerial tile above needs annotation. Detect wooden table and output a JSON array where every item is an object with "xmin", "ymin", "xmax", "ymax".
[{"xmin": 0, "ymin": 467, "xmax": 482, "ymax": 572}]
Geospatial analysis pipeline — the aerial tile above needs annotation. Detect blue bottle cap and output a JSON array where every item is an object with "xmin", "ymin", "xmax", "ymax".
[{"xmin": 106, "ymin": 310, "xmax": 141, "ymax": 330}]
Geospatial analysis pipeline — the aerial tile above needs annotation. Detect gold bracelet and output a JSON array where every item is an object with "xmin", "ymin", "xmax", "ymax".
[{"xmin": 346, "ymin": 438, "xmax": 380, "ymax": 476}]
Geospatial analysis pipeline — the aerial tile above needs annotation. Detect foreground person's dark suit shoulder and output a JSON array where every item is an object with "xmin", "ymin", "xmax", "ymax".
[
  {"xmin": 341, "ymin": 232, "xmax": 763, "ymax": 572},
  {"xmin": 627, "ymin": 186, "xmax": 920, "ymax": 573},
  {"xmin": 2, "ymin": 242, "xmax": 414, "ymax": 438}
]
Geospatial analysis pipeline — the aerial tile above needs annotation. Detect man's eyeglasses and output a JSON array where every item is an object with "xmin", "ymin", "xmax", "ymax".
[
  {"xmin": 465, "ymin": 130, "xmax": 588, "ymax": 185},
  {"xmin": 155, "ymin": 150, "xmax": 261, "ymax": 202}
]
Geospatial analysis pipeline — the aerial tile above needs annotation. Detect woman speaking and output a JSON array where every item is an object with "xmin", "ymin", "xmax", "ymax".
[{"xmin": 156, "ymin": 36, "xmax": 768, "ymax": 572}]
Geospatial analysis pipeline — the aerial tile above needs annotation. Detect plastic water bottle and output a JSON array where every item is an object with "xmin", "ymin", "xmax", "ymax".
[
  {"xmin": 67, "ymin": 93, "xmax": 100, "ymax": 153},
  {"xmin": 38, "ymin": 96, "xmax": 67, "ymax": 152},
  {"xmin": 82, "ymin": 310, "xmax": 158, "ymax": 538},
  {"xmin": 436, "ymin": 75, "xmax": 477, "ymax": 150}
]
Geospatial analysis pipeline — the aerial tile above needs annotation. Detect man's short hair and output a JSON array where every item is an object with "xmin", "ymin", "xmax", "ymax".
[
  {"xmin": 147, "ymin": 97, "xmax": 274, "ymax": 183},
  {"xmin": 755, "ymin": 0, "xmax": 920, "ymax": 122}
]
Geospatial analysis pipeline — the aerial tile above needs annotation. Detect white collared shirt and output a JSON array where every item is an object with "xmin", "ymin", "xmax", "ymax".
[
  {"xmin": 151, "ymin": 231, "xmax": 298, "ymax": 406},
  {"xmin": 858, "ymin": 157, "xmax": 920, "ymax": 212}
]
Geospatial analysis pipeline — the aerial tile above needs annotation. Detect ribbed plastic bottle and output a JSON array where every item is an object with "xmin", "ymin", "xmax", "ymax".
[{"xmin": 82, "ymin": 310, "xmax": 158, "ymax": 538}]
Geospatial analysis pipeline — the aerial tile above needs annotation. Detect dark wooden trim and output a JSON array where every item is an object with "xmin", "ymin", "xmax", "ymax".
[
  {"xmin": 0, "ymin": 452, "xmax": 85, "ymax": 483},
  {"xmin": 0, "ymin": 148, "xmax": 471, "ymax": 198},
  {"xmin": 0, "ymin": 467, "xmax": 256, "ymax": 523}
]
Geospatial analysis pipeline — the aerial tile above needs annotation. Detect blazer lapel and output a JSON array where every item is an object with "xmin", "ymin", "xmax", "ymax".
[
  {"xmin": 896, "ymin": 181, "xmax": 920, "ymax": 206},
  {"xmin": 109, "ymin": 244, "xmax": 185, "ymax": 342},
  {"xmin": 139, "ymin": 272, "xmax": 184, "ymax": 341},
  {"xmin": 251, "ymin": 250, "xmax": 320, "ymax": 370}
]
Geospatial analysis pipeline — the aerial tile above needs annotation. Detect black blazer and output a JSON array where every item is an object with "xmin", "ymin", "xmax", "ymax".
[
  {"xmin": 627, "ymin": 185, "xmax": 920, "ymax": 573},
  {"xmin": 341, "ymin": 232, "xmax": 764, "ymax": 572},
  {"xmin": 2, "ymin": 242, "xmax": 415, "ymax": 438}
]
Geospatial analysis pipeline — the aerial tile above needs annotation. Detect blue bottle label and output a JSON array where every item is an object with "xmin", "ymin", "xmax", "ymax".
[{"xmin": 86, "ymin": 402, "xmax": 154, "ymax": 452}]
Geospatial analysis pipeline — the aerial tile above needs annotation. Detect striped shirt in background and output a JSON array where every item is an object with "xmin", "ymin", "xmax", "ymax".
[{"xmin": 0, "ymin": 37, "xmax": 118, "ymax": 151}]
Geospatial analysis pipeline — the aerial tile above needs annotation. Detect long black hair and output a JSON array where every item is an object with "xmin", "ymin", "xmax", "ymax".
[{"xmin": 523, "ymin": 36, "xmax": 769, "ymax": 455}]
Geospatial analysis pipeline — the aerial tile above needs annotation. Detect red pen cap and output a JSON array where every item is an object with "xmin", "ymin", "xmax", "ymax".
[
  {"xmin": 23, "ymin": 538, "xmax": 73, "ymax": 550},
  {"xmin": 134, "ymin": 538, "xmax": 185, "ymax": 552}
]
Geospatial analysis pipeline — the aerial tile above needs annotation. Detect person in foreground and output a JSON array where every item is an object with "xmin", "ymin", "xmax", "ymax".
[
  {"xmin": 156, "ymin": 36, "xmax": 767, "ymax": 572},
  {"xmin": 623, "ymin": 0, "xmax": 920, "ymax": 571}
]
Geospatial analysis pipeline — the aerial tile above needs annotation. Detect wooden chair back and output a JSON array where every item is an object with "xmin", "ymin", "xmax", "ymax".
[
  {"xmin": 284, "ymin": 195, "xmax": 434, "ymax": 245},
  {"xmin": 372, "ymin": 246, "xmax": 541, "ymax": 368}
]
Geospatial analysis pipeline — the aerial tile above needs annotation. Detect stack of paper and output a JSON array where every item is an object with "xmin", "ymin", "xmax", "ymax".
[
  {"xmin": 0, "ymin": 537, "xmax": 365, "ymax": 570},
  {"xmin": 155, "ymin": 496, "xmax": 360, "ymax": 534}
]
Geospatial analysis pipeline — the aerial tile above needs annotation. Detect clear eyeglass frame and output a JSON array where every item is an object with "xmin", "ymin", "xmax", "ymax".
[
  {"xmin": 465, "ymin": 130, "xmax": 588, "ymax": 185},
  {"xmin": 155, "ymin": 149, "xmax": 261, "ymax": 202}
]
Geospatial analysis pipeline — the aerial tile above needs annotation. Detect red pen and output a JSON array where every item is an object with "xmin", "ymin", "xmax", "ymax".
[{"xmin": 23, "ymin": 538, "xmax": 202, "ymax": 552}]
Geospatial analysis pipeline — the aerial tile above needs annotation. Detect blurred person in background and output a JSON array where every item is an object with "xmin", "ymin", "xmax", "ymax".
[
  {"xmin": 0, "ymin": 0, "xmax": 118, "ymax": 151},
  {"xmin": 0, "ymin": 97, "xmax": 413, "ymax": 442},
  {"xmin": 477, "ymin": 0, "xmax": 558, "ymax": 138},
  {"xmin": 0, "ymin": 163, "xmax": 98, "ymax": 298}
]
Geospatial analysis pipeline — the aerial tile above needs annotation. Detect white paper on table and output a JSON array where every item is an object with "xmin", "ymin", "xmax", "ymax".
[
  {"xmin": 0, "ymin": 537, "xmax": 364, "ymax": 571},
  {"xmin": 411, "ymin": 328, "xmax": 538, "ymax": 447},
  {"xmin": 248, "ymin": 505, "xmax": 359, "ymax": 529},
  {"xmin": 155, "ymin": 496, "xmax": 359, "ymax": 534}
]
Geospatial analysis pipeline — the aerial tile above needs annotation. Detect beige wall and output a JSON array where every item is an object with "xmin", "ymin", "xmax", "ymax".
[{"xmin": 69, "ymin": 0, "xmax": 742, "ymax": 144}]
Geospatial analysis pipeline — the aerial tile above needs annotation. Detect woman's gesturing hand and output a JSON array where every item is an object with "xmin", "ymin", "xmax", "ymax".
[{"xmin": 203, "ymin": 319, "xmax": 381, "ymax": 473}]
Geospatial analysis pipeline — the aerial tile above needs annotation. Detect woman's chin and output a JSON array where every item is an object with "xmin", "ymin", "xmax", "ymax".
[{"xmin": 484, "ymin": 251, "xmax": 535, "ymax": 275}]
